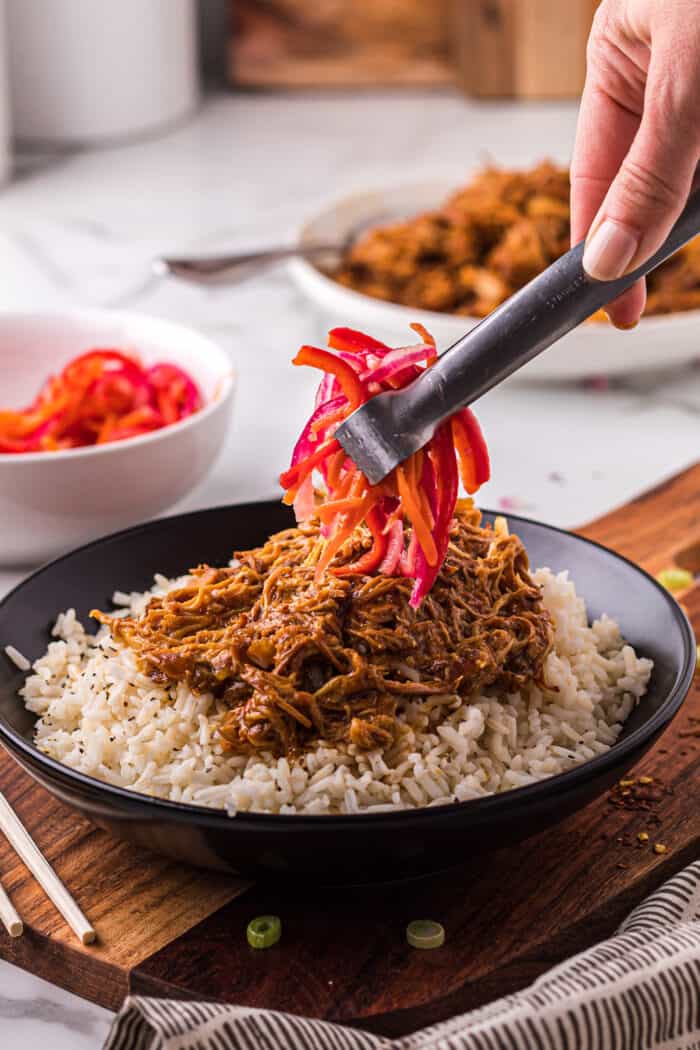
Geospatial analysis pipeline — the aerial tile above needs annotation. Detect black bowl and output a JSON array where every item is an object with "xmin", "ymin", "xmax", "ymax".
[{"xmin": 0, "ymin": 502, "xmax": 695, "ymax": 883}]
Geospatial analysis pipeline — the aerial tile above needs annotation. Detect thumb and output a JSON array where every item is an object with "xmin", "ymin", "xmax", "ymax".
[{"xmin": 582, "ymin": 49, "xmax": 700, "ymax": 281}]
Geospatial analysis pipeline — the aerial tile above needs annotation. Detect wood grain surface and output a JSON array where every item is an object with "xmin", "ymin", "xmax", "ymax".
[
  {"xmin": 228, "ymin": 0, "xmax": 453, "ymax": 88},
  {"xmin": 0, "ymin": 462, "xmax": 698, "ymax": 1026},
  {"xmin": 450, "ymin": 0, "xmax": 598, "ymax": 99},
  {"xmin": 0, "ymin": 764, "xmax": 246, "ymax": 1010}
]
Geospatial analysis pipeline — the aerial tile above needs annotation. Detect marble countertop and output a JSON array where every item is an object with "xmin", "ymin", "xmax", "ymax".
[{"xmin": 1, "ymin": 90, "xmax": 699, "ymax": 1047}]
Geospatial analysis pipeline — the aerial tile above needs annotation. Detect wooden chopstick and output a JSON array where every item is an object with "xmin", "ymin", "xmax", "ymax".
[
  {"xmin": 0, "ymin": 792, "xmax": 95, "ymax": 945},
  {"xmin": 0, "ymin": 879, "xmax": 22, "ymax": 938}
]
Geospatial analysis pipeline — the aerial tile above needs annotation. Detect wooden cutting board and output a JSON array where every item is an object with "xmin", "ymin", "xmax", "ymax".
[{"xmin": 1, "ymin": 464, "xmax": 699, "ymax": 1029}]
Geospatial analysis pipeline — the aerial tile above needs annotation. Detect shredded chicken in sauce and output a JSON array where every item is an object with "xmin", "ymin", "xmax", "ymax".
[
  {"xmin": 94, "ymin": 505, "xmax": 553, "ymax": 759},
  {"xmin": 333, "ymin": 161, "xmax": 700, "ymax": 318}
]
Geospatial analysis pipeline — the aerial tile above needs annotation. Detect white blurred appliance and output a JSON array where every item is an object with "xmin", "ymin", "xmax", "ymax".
[
  {"xmin": 0, "ymin": 0, "xmax": 10, "ymax": 181},
  {"xmin": 7, "ymin": 0, "xmax": 199, "ymax": 145}
]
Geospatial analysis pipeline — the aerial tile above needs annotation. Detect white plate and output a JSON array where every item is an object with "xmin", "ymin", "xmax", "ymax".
[{"xmin": 290, "ymin": 179, "xmax": 700, "ymax": 381}]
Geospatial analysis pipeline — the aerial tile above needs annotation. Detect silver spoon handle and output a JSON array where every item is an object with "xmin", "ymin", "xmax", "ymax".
[{"xmin": 153, "ymin": 243, "xmax": 340, "ymax": 286}]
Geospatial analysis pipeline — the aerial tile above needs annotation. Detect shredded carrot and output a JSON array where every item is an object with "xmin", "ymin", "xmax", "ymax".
[
  {"xmin": 395, "ymin": 462, "xmax": 438, "ymax": 566},
  {"xmin": 280, "ymin": 327, "xmax": 490, "ymax": 606},
  {"xmin": 451, "ymin": 416, "xmax": 478, "ymax": 494}
]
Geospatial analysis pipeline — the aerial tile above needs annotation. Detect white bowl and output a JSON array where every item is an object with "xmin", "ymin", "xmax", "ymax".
[
  {"xmin": 0, "ymin": 309, "xmax": 235, "ymax": 566},
  {"xmin": 290, "ymin": 178, "xmax": 700, "ymax": 380}
]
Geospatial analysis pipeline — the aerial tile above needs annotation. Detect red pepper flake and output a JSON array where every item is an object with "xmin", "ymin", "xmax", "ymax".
[{"xmin": 608, "ymin": 776, "xmax": 669, "ymax": 811}]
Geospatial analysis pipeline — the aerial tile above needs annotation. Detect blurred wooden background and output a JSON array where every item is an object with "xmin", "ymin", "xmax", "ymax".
[
  {"xmin": 228, "ymin": 0, "xmax": 599, "ymax": 98},
  {"xmin": 452, "ymin": 0, "xmax": 600, "ymax": 98},
  {"xmin": 229, "ymin": 0, "xmax": 453, "ymax": 88}
]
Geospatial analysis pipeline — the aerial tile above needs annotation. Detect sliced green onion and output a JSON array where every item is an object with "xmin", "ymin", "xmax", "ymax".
[
  {"xmin": 406, "ymin": 919, "xmax": 445, "ymax": 949},
  {"xmin": 696, "ymin": 644, "xmax": 700, "ymax": 674},
  {"xmin": 656, "ymin": 568, "xmax": 694, "ymax": 593},
  {"xmin": 247, "ymin": 915, "xmax": 281, "ymax": 949}
]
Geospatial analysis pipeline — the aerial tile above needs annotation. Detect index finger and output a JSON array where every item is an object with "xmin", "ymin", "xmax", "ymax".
[
  {"xmin": 570, "ymin": 81, "xmax": 641, "ymax": 243},
  {"xmin": 571, "ymin": 79, "xmax": 647, "ymax": 324}
]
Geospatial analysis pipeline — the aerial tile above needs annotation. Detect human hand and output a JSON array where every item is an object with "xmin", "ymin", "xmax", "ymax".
[{"xmin": 571, "ymin": 0, "xmax": 700, "ymax": 327}]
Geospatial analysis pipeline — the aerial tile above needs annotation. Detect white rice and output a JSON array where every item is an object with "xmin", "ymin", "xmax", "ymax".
[
  {"xmin": 4, "ymin": 645, "xmax": 31, "ymax": 671},
  {"xmin": 18, "ymin": 567, "xmax": 653, "ymax": 816}
]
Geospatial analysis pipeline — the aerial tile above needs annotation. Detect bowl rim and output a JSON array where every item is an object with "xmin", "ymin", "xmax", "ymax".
[
  {"xmin": 0, "ymin": 307, "xmax": 236, "ymax": 463},
  {"xmin": 291, "ymin": 175, "xmax": 700, "ymax": 333},
  {"xmin": 0, "ymin": 501, "xmax": 695, "ymax": 828}
]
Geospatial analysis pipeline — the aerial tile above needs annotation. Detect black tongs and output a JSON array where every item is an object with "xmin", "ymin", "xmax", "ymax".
[{"xmin": 337, "ymin": 188, "xmax": 700, "ymax": 485}]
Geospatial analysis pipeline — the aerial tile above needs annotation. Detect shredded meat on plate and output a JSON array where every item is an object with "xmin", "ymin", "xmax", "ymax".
[{"xmin": 95, "ymin": 504, "xmax": 553, "ymax": 758}]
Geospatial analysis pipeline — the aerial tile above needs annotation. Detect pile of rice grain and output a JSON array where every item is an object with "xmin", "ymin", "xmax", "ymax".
[{"xmin": 19, "ymin": 567, "xmax": 652, "ymax": 816}]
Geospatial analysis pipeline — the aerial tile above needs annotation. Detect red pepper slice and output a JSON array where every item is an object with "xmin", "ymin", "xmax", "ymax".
[
  {"xmin": 147, "ymin": 364, "xmax": 202, "ymax": 418},
  {"xmin": 292, "ymin": 346, "xmax": 365, "ymax": 411},
  {"xmin": 327, "ymin": 328, "xmax": 390, "ymax": 356},
  {"xmin": 280, "ymin": 437, "xmax": 341, "ymax": 495},
  {"xmin": 409, "ymin": 425, "xmax": 458, "ymax": 608},
  {"xmin": 280, "ymin": 326, "xmax": 491, "ymax": 605},
  {"xmin": 334, "ymin": 505, "xmax": 388, "ymax": 576},
  {"xmin": 457, "ymin": 408, "xmax": 490, "ymax": 485},
  {"xmin": 378, "ymin": 518, "xmax": 404, "ymax": 576},
  {"xmin": 451, "ymin": 416, "xmax": 478, "ymax": 494},
  {"xmin": 290, "ymin": 396, "xmax": 345, "ymax": 468},
  {"xmin": 0, "ymin": 349, "xmax": 202, "ymax": 453}
]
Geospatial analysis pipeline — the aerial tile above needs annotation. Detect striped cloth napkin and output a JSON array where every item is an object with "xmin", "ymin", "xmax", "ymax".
[{"xmin": 105, "ymin": 860, "xmax": 700, "ymax": 1050}]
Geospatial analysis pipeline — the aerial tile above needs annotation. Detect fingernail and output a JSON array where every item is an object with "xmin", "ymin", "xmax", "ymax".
[
  {"xmin": 612, "ymin": 317, "xmax": 642, "ymax": 329},
  {"xmin": 613, "ymin": 319, "xmax": 639, "ymax": 331},
  {"xmin": 583, "ymin": 219, "xmax": 639, "ymax": 281},
  {"xmin": 603, "ymin": 309, "xmax": 639, "ymax": 331}
]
